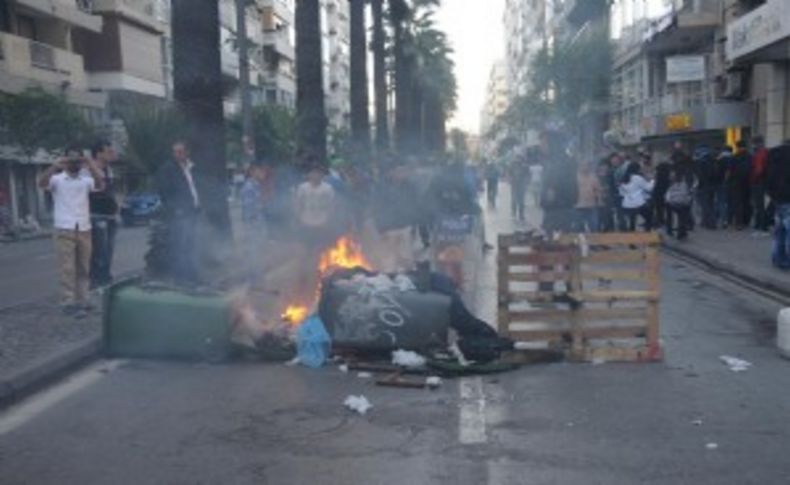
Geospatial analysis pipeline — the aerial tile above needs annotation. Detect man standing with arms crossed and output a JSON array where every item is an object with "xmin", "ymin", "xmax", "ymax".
[{"xmin": 38, "ymin": 145, "xmax": 105, "ymax": 316}]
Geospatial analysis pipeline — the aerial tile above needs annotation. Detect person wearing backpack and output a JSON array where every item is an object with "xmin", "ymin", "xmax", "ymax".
[{"xmin": 665, "ymin": 167, "xmax": 695, "ymax": 240}]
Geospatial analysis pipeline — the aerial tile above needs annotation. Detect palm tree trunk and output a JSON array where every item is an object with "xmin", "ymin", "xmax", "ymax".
[
  {"xmin": 390, "ymin": 0, "xmax": 412, "ymax": 155},
  {"xmin": 371, "ymin": 0, "xmax": 389, "ymax": 152},
  {"xmin": 349, "ymin": 0, "xmax": 370, "ymax": 159},
  {"xmin": 171, "ymin": 0, "xmax": 229, "ymax": 232},
  {"xmin": 296, "ymin": 0, "xmax": 327, "ymax": 164},
  {"xmin": 236, "ymin": 0, "xmax": 254, "ymax": 158}
]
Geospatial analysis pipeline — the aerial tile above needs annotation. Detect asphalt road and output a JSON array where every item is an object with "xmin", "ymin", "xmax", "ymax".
[
  {"xmin": 1, "ymin": 189, "xmax": 790, "ymax": 484},
  {"xmin": 0, "ymin": 225, "xmax": 149, "ymax": 309}
]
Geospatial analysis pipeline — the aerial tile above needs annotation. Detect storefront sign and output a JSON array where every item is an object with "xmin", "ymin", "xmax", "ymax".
[
  {"xmin": 665, "ymin": 113, "xmax": 693, "ymax": 132},
  {"xmin": 727, "ymin": 0, "xmax": 790, "ymax": 61},
  {"xmin": 666, "ymin": 56, "xmax": 706, "ymax": 83}
]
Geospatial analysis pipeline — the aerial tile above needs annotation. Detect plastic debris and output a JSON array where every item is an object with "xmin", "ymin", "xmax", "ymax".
[
  {"xmin": 426, "ymin": 376, "xmax": 442, "ymax": 387},
  {"xmin": 296, "ymin": 314, "xmax": 331, "ymax": 369},
  {"xmin": 357, "ymin": 372, "xmax": 373, "ymax": 379},
  {"xmin": 692, "ymin": 419, "xmax": 703, "ymax": 426},
  {"xmin": 449, "ymin": 342, "xmax": 471, "ymax": 367},
  {"xmin": 392, "ymin": 349, "xmax": 427, "ymax": 368},
  {"xmin": 706, "ymin": 442, "xmax": 719, "ymax": 450},
  {"xmin": 344, "ymin": 395, "xmax": 373, "ymax": 415},
  {"xmin": 591, "ymin": 358, "xmax": 606, "ymax": 366},
  {"xmin": 339, "ymin": 364, "xmax": 349, "ymax": 373},
  {"xmin": 720, "ymin": 355, "xmax": 752, "ymax": 372},
  {"xmin": 284, "ymin": 357, "xmax": 301, "ymax": 367}
]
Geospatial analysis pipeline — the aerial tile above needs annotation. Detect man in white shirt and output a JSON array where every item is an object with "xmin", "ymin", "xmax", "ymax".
[
  {"xmin": 294, "ymin": 164, "xmax": 336, "ymax": 299},
  {"xmin": 38, "ymin": 145, "xmax": 105, "ymax": 315}
]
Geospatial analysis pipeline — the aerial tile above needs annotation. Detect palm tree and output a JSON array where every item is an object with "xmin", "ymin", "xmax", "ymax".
[
  {"xmin": 295, "ymin": 0, "xmax": 327, "ymax": 164},
  {"xmin": 171, "ymin": 0, "xmax": 229, "ymax": 232},
  {"xmin": 370, "ymin": 0, "xmax": 389, "ymax": 152},
  {"xmin": 349, "ymin": 0, "xmax": 371, "ymax": 159}
]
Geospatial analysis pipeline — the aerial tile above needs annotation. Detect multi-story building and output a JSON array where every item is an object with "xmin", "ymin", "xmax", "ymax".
[
  {"xmin": 504, "ymin": 0, "xmax": 550, "ymax": 101},
  {"xmin": 725, "ymin": 0, "xmax": 790, "ymax": 147},
  {"xmin": 258, "ymin": 0, "xmax": 295, "ymax": 108},
  {"xmin": 322, "ymin": 0, "xmax": 350, "ymax": 131},
  {"xmin": 0, "ymin": 0, "xmax": 107, "ymax": 228},
  {"xmin": 479, "ymin": 60, "xmax": 509, "ymax": 157},
  {"xmin": 608, "ymin": 0, "xmax": 752, "ymax": 155}
]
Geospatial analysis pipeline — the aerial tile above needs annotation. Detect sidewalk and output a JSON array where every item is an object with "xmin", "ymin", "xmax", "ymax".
[
  {"xmin": 0, "ymin": 299, "xmax": 102, "ymax": 404},
  {"xmin": 663, "ymin": 228, "xmax": 790, "ymax": 298}
]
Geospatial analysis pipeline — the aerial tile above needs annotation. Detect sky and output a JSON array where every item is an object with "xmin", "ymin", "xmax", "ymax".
[{"xmin": 435, "ymin": 0, "xmax": 506, "ymax": 135}]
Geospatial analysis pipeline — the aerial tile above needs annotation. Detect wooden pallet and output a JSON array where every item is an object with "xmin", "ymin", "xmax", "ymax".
[{"xmin": 498, "ymin": 232, "xmax": 662, "ymax": 363}]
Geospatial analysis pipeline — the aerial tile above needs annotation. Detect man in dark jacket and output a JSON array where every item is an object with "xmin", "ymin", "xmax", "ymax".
[
  {"xmin": 540, "ymin": 131, "xmax": 578, "ymax": 233},
  {"xmin": 750, "ymin": 136, "xmax": 770, "ymax": 232},
  {"xmin": 89, "ymin": 140, "xmax": 119, "ymax": 288},
  {"xmin": 693, "ymin": 144, "xmax": 717, "ymax": 229},
  {"xmin": 767, "ymin": 141, "xmax": 790, "ymax": 269},
  {"xmin": 153, "ymin": 141, "xmax": 203, "ymax": 283}
]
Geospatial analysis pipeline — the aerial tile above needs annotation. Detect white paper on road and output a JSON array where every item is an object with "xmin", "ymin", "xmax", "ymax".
[
  {"xmin": 391, "ymin": 349, "xmax": 426, "ymax": 368},
  {"xmin": 344, "ymin": 395, "xmax": 373, "ymax": 415},
  {"xmin": 719, "ymin": 355, "xmax": 752, "ymax": 372}
]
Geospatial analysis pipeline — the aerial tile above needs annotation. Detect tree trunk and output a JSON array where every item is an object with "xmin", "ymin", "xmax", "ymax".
[
  {"xmin": 390, "ymin": 0, "xmax": 412, "ymax": 155},
  {"xmin": 371, "ymin": 0, "xmax": 389, "ymax": 152},
  {"xmin": 236, "ymin": 0, "xmax": 254, "ymax": 160},
  {"xmin": 171, "ymin": 0, "xmax": 229, "ymax": 233},
  {"xmin": 349, "ymin": 0, "xmax": 370, "ymax": 160},
  {"xmin": 296, "ymin": 0, "xmax": 327, "ymax": 165}
]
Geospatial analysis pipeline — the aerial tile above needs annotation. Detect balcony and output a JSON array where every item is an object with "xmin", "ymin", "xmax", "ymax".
[
  {"xmin": 643, "ymin": 0, "xmax": 720, "ymax": 54},
  {"xmin": 0, "ymin": 32, "xmax": 88, "ymax": 90},
  {"xmin": 90, "ymin": 0, "xmax": 164, "ymax": 32},
  {"xmin": 261, "ymin": 0, "xmax": 294, "ymax": 25},
  {"xmin": 15, "ymin": 0, "xmax": 103, "ymax": 32},
  {"xmin": 726, "ymin": 0, "xmax": 790, "ymax": 62},
  {"xmin": 263, "ymin": 30, "xmax": 295, "ymax": 61}
]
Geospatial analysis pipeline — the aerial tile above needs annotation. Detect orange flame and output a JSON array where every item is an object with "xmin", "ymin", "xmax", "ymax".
[
  {"xmin": 280, "ymin": 236, "xmax": 371, "ymax": 326},
  {"xmin": 281, "ymin": 305, "xmax": 309, "ymax": 325},
  {"xmin": 318, "ymin": 236, "xmax": 371, "ymax": 277}
]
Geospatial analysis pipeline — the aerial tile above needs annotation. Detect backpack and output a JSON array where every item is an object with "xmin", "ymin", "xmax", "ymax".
[{"xmin": 665, "ymin": 181, "xmax": 692, "ymax": 207}]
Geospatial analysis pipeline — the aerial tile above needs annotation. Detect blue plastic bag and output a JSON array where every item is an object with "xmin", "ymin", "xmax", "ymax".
[{"xmin": 297, "ymin": 314, "xmax": 331, "ymax": 368}]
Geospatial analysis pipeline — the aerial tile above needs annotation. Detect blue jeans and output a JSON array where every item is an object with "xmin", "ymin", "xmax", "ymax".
[
  {"xmin": 575, "ymin": 208, "xmax": 599, "ymax": 232},
  {"xmin": 773, "ymin": 204, "xmax": 790, "ymax": 270},
  {"xmin": 90, "ymin": 217, "xmax": 117, "ymax": 288}
]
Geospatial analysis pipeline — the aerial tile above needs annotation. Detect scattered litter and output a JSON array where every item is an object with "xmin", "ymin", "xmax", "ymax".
[
  {"xmin": 591, "ymin": 358, "xmax": 606, "ymax": 366},
  {"xmin": 566, "ymin": 422, "xmax": 575, "ymax": 428},
  {"xmin": 338, "ymin": 364, "xmax": 349, "ymax": 373},
  {"xmin": 692, "ymin": 419, "xmax": 703, "ymax": 426},
  {"xmin": 284, "ymin": 357, "xmax": 301, "ymax": 367},
  {"xmin": 449, "ymin": 343, "xmax": 471, "ymax": 366},
  {"xmin": 296, "ymin": 315, "xmax": 331, "ymax": 368},
  {"xmin": 706, "ymin": 442, "xmax": 719, "ymax": 450},
  {"xmin": 357, "ymin": 372, "xmax": 373, "ymax": 379},
  {"xmin": 344, "ymin": 395, "xmax": 373, "ymax": 415},
  {"xmin": 720, "ymin": 355, "xmax": 752, "ymax": 372},
  {"xmin": 426, "ymin": 376, "xmax": 443, "ymax": 388},
  {"xmin": 392, "ymin": 349, "xmax": 427, "ymax": 368}
]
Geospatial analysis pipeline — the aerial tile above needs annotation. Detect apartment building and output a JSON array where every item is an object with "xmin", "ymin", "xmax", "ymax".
[
  {"xmin": 608, "ymin": 0, "xmax": 752, "ymax": 155},
  {"xmin": 725, "ymin": 0, "xmax": 790, "ymax": 147},
  {"xmin": 504, "ymin": 0, "xmax": 550, "ymax": 101},
  {"xmin": 322, "ymin": 0, "xmax": 350, "ymax": 131},
  {"xmin": 0, "ymin": 0, "xmax": 107, "ymax": 228},
  {"xmin": 480, "ymin": 60, "xmax": 509, "ymax": 158},
  {"xmin": 259, "ymin": 0, "xmax": 295, "ymax": 109}
]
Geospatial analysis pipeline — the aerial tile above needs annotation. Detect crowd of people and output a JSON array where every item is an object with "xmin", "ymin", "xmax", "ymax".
[{"xmin": 484, "ymin": 133, "xmax": 790, "ymax": 271}]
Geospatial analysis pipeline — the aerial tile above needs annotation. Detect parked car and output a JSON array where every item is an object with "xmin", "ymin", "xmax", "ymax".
[{"xmin": 120, "ymin": 192, "xmax": 161, "ymax": 226}]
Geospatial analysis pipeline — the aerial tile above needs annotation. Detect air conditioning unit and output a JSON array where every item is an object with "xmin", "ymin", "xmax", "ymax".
[{"xmin": 717, "ymin": 71, "xmax": 747, "ymax": 100}]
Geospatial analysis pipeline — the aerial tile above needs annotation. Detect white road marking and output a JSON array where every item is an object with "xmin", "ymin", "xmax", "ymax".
[
  {"xmin": 0, "ymin": 360, "xmax": 125, "ymax": 435},
  {"xmin": 459, "ymin": 377, "xmax": 487, "ymax": 444}
]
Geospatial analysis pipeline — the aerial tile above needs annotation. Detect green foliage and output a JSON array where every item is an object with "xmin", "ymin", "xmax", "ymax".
[
  {"xmin": 227, "ymin": 104, "xmax": 296, "ymax": 165},
  {"xmin": 119, "ymin": 104, "xmax": 186, "ymax": 175},
  {"xmin": 449, "ymin": 128, "xmax": 468, "ymax": 160},
  {"xmin": 0, "ymin": 87, "xmax": 94, "ymax": 157}
]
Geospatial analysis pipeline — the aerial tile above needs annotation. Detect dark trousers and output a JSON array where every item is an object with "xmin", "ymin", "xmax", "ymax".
[
  {"xmin": 624, "ymin": 205, "xmax": 653, "ymax": 232},
  {"xmin": 751, "ymin": 184, "xmax": 768, "ymax": 231},
  {"xmin": 667, "ymin": 204, "xmax": 691, "ymax": 240},
  {"xmin": 90, "ymin": 217, "xmax": 117, "ymax": 288},
  {"xmin": 730, "ymin": 184, "xmax": 751, "ymax": 228},
  {"xmin": 599, "ymin": 206, "xmax": 615, "ymax": 232},
  {"xmin": 653, "ymin": 196, "xmax": 668, "ymax": 227},
  {"xmin": 697, "ymin": 186, "xmax": 716, "ymax": 229},
  {"xmin": 168, "ymin": 214, "xmax": 198, "ymax": 284},
  {"xmin": 487, "ymin": 179, "xmax": 499, "ymax": 207}
]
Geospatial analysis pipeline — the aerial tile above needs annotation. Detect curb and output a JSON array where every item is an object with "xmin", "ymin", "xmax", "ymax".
[
  {"xmin": 663, "ymin": 241, "xmax": 790, "ymax": 301},
  {"xmin": 0, "ymin": 335, "xmax": 102, "ymax": 407}
]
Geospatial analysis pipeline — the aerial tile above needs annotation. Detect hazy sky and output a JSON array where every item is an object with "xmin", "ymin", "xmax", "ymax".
[{"xmin": 435, "ymin": 0, "xmax": 506, "ymax": 135}]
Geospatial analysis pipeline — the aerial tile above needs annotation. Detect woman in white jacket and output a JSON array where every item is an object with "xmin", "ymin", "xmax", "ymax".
[{"xmin": 619, "ymin": 163, "xmax": 655, "ymax": 231}]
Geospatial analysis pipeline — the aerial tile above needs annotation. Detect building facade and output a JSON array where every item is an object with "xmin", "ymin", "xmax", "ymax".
[
  {"xmin": 503, "ymin": 0, "xmax": 551, "ymax": 102},
  {"xmin": 608, "ymin": 0, "xmax": 752, "ymax": 155},
  {"xmin": 479, "ymin": 60, "xmax": 509, "ymax": 158}
]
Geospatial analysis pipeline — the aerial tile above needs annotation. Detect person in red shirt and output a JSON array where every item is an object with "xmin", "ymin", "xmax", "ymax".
[{"xmin": 751, "ymin": 136, "xmax": 770, "ymax": 232}]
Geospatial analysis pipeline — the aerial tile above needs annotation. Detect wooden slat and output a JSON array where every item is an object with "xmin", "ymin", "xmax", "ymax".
[
  {"xmin": 507, "ymin": 309, "xmax": 574, "ymax": 323},
  {"xmin": 582, "ymin": 325, "xmax": 647, "ymax": 339},
  {"xmin": 508, "ymin": 271, "xmax": 574, "ymax": 283},
  {"xmin": 577, "ymin": 307, "xmax": 648, "ymax": 321},
  {"xmin": 575, "ymin": 290, "xmax": 659, "ymax": 302},
  {"xmin": 507, "ymin": 329, "xmax": 569, "ymax": 342},
  {"xmin": 497, "ymin": 243, "xmax": 511, "ymax": 337},
  {"xmin": 583, "ymin": 250, "xmax": 646, "ymax": 264},
  {"xmin": 580, "ymin": 269, "xmax": 648, "ymax": 281},
  {"xmin": 559, "ymin": 232, "xmax": 661, "ymax": 246},
  {"xmin": 644, "ymin": 247, "xmax": 661, "ymax": 351},
  {"xmin": 502, "ymin": 252, "xmax": 574, "ymax": 266}
]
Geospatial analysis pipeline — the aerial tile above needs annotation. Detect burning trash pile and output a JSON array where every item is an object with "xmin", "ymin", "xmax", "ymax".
[{"xmin": 229, "ymin": 234, "xmax": 516, "ymax": 376}]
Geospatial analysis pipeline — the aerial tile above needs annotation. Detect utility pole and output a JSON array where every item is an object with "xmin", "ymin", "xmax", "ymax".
[{"xmin": 236, "ymin": 0, "xmax": 254, "ymax": 162}]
